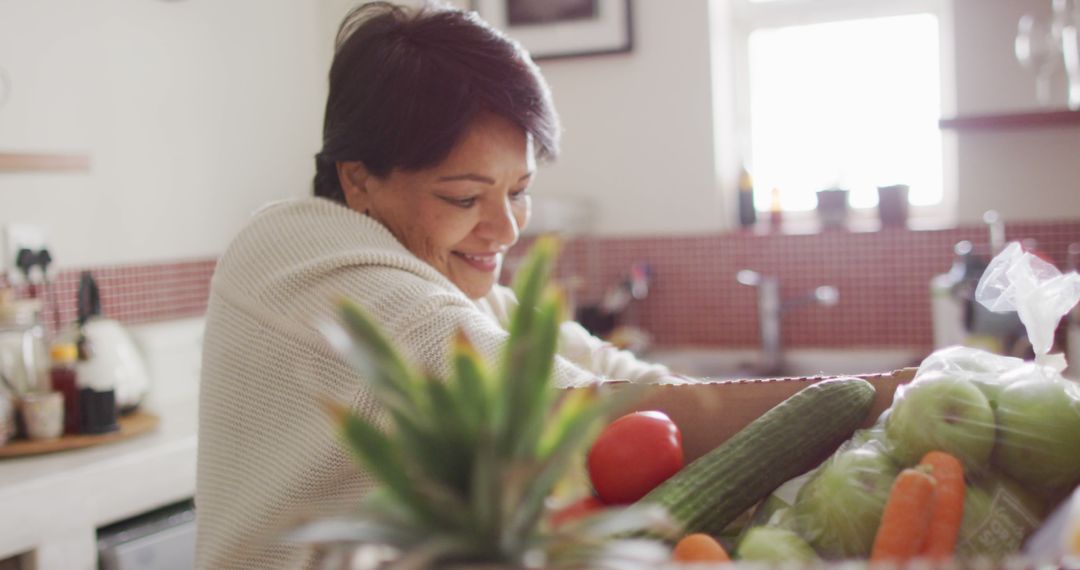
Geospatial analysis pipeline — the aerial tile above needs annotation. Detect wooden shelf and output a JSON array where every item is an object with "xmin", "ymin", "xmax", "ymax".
[
  {"xmin": 0, "ymin": 152, "xmax": 90, "ymax": 173},
  {"xmin": 938, "ymin": 109, "xmax": 1080, "ymax": 130}
]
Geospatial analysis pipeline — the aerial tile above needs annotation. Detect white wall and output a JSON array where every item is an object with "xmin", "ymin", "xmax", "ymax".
[
  {"xmin": 950, "ymin": 0, "xmax": 1080, "ymax": 223},
  {"xmin": 1, "ymin": 0, "xmax": 1077, "ymax": 270},
  {"xmin": 528, "ymin": 1, "xmax": 721, "ymax": 237},
  {"xmin": 0, "ymin": 0, "xmax": 326, "ymax": 267}
]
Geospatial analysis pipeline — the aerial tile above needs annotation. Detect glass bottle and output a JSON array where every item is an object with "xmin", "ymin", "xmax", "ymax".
[
  {"xmin": 737, "ymin": 165, "xmax": 757, "ymax": 228},
  {"xmin": 49, "ymin": 343, "xmax": 80, "ymax": 435},
  {"xmin": 0, "ymin": 295, "xmax": 49, "ymax": 395},
  {"xmin": 768, "ymin": 187, "xmax": 784, "ymax": 231}
]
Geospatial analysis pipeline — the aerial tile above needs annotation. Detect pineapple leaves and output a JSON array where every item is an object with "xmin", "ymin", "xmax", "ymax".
[
  {"xmin": 315, "ymin": 235, "xmax": 658, "ymax": 567},
  {"xmin": 450, "ymin": 332, "xmax": 490, "ymax": 438},
  {"xmin": 336, "ymin": 405, "xmax": 435, "ymax": 522},
  {"xmin": 498, "ymin": 236, "xmax": 562, "ymax": 458},
  {"xmin": 509, "ymin": 383, "xmax": 646, "ymax": 542},
  {"xmin": 327, "ymin": 299, "xmax": 423, "ymax": 417}
]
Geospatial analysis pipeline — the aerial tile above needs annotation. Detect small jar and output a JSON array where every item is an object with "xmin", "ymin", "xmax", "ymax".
[{"xmin": 21, "ymin": 390, "xmax": 64, "ymax": 440}]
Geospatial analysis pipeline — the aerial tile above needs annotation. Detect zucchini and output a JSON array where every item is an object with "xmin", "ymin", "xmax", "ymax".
[{"xmin": 638, "ymin": 377, "xmax": 876, "ymax": 536}]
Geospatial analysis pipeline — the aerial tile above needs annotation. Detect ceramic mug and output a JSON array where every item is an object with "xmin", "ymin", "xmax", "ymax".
[{"xmin": 21, "ymin": 391, "xmax": 64, "ymax": 440}]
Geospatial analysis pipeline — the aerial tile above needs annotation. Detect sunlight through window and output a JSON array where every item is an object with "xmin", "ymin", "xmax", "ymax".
[{"xmin": 748, "ymin": 13, "xmax": 943, "ymax": 212}]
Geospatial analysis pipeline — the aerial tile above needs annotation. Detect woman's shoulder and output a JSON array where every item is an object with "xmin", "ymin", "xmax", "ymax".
[{"xmin": 211, "ymin": 197, "xmax": 455, "ymax": 302}]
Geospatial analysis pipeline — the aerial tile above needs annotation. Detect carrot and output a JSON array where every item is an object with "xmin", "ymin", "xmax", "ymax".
[
  {"xmin": 870, "ymin": 466, "xmax": 937, "ymax": 563},
  {"xmin": 672, "ymin": 533, "xmax": 730, "ymax": 564},
  {"xmin": 919, "ymin": 451, "xmax": 966, "ymax": 560}
]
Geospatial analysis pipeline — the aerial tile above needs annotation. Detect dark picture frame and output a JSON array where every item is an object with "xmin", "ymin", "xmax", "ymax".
[{"xmin": 471, "ymin": 0, "xmax": 633, "ymax": 60}]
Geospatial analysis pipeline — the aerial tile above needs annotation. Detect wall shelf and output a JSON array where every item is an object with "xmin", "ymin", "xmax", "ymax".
[
  {"xmin": 938, "ymin": 109, "xmax": 1080, "ymax": 130},
  {"xmin": 0, "ymin": 152, "xmax": 90, "ymax": 173}
]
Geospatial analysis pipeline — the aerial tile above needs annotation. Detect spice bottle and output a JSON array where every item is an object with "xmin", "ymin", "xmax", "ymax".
[
  {"xmin": 769, "ymin": 187, "xmax": 784, "ymax": 231},
  {"xmin": 49, "ymin": 343, "xmax": 80, "ymax": 435},
  {"xmin": 737, "ymin": 165, "xmax": 757, "ymax": 228}
]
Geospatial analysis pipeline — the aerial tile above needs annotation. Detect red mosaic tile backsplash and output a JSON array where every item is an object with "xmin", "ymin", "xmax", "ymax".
[
  {"xmin": 1, "ymin": 259, "xmax": 215, "ymax": 338},
  {"xmin": 4, "ymin": 220, "xmax": 1078, "ymax": 349},
  {"xmin": 512, "ymin": 219, "xmax": 1080, "ymax": 350}
]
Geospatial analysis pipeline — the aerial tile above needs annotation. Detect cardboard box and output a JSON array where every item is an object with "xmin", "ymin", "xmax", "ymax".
[{"xmin": 626, "ymin": 368, "xmax": 917, "ymax": 463}]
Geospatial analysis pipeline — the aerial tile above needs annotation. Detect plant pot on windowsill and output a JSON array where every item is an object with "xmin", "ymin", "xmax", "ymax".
[
  {"xmin": 815, "ymin": 188, "xmax": 850, "ymax": 230},
  {"xmin": 876, "ymin": 184, "xmax": 909, "ymax": 229}
]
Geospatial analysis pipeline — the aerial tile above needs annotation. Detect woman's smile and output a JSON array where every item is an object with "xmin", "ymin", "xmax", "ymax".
[{"xmin": 453, "ymin": 250, "xmax": 502, "ymax": 273}]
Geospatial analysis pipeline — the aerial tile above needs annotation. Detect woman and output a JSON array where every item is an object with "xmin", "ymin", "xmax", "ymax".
[{"xmin": 196, "ymin": 3, "xmax": 671, "ymax": 569}]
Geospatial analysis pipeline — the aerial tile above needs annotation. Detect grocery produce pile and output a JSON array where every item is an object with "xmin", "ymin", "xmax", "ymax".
[
  {"xmin": 560, "ymin": 345, "xmax": 1080, "ymax": 566},
  {"xmin": 556, "ymin": 241, "xmax": 1080, "ymax": 567}
]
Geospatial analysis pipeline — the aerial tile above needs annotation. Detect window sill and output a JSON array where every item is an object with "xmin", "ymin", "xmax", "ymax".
[
  {"xmin": 938, "ymin": 109, "xmax": 1080, "ymax": 130},
  {"xmin": 737, "ymin": 211, "xmax": 955, "ymax": 236}
]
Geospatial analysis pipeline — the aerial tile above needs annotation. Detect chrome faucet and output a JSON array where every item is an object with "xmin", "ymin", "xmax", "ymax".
[{"xmin": 737, "ymin": 270, "xmax": 839, "ymax": 376}]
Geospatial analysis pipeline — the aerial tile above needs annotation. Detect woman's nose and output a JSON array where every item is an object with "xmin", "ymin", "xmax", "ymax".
[{"xmin": 480, "ymin": 196, "xmax": 520, "ymax": 246}]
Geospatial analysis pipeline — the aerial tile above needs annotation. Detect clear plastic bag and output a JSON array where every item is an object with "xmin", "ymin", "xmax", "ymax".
[{"xmin": 736, "ymin": 241, "xmax": 1080, "ymax": 563}]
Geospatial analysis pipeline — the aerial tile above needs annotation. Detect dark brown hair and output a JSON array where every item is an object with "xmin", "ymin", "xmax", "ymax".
[{"xmin": 313, "ymin": 2, "xmax": 560, "ymax": 203}]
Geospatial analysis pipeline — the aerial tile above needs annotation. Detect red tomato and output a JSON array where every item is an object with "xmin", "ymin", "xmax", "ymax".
[
  {"xmin": 549, "ymin": 495, "xmax": 604, "ymax": 529},
  {"xmin": 587, "ymin": 410, "xmax": 684, "ymax": 504}
]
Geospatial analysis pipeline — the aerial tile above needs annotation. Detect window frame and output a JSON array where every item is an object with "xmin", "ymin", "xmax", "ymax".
[{"xmin": 719, "ymin": 0, "xmax": 958, "ymax": 229}]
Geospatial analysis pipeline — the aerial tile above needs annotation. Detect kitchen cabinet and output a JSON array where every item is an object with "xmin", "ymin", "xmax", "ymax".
[{"xmin": 0, "ymin": 399, "xmax": 196, "ymax": 569}]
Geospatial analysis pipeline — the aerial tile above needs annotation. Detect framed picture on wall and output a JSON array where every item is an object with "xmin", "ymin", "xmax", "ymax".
[{"xmin": 471, "ymin": 0, "xmax": 633, "ymax": 60}]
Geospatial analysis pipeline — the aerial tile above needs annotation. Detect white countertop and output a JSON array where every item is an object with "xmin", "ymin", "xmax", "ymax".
[{"xmin": 0, "ymin": 398, "xmax": 198, "ymax": 568}]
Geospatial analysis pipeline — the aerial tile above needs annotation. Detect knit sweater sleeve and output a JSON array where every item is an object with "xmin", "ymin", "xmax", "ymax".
[
  {"xmin": 357, "ymin": 269, "xmax": 598, "ymax": 389},
  {"xmin": 478, "ymin": 285, "xmax": 671, "ymax": 384}
]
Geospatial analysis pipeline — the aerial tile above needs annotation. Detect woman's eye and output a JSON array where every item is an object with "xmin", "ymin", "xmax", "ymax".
[
  {"xmin": 442, "ymin": 196, "xmax": 477, "ymax": 208},
  {"xmin": 510, "ymin": 189, "xmax": 529, "ymax": 201}
]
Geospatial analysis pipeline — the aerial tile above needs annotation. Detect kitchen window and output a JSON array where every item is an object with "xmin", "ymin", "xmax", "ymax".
[{"xmin": 723, "ymin": 0, "xmax": 956, "ymax": 223}]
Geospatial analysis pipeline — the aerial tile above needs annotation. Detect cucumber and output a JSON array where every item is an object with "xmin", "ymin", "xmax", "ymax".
[{"xmin": 638, "ymin": 377, "xmax": 876, "ymax": 536}]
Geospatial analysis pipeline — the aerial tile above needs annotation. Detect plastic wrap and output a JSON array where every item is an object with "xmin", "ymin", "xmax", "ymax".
[{"xmin": 735, "ymin": 241, "xmax": 1080, "ymax": 563}]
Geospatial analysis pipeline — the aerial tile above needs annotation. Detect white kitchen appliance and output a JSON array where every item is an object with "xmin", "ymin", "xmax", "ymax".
[{"xmin": 75, "ymin": 271, "xmax": 150, "ymax": 412}]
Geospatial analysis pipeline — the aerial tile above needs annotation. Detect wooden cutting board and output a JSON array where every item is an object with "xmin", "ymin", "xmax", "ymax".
[{"xmin": 0, "ymin": 411, "xmax": 160, "ymax": 459}]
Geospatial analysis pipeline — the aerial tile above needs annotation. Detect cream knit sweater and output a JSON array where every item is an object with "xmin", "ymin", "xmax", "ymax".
[{"xmin": 195, "ymin": 197, "xmax": 669, "ymax": 570}]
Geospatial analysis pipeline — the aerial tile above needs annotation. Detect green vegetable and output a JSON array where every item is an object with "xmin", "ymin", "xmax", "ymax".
[
  {"xmin": 638, "ymin": 377, "xmax": 876, "ymax": 536},
  {"xmin": 737, "ymin": 527, "xmax": 819, "ymax": 563}
]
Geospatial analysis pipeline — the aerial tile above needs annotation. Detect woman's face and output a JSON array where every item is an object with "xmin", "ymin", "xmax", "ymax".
[{"xmin": 338, "ymin": 113, "xmax": 534, "ymax": 299}]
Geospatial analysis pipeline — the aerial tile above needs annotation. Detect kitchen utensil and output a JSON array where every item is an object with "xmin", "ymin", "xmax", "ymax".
[{"xmin": 76, "ymin": 272, "xmax": 149, "ymax": 413}]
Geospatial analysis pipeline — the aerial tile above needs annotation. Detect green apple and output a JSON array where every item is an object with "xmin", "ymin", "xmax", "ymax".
[
  {"xmin": 919, "ymin": 346, "xmax": 1022, "ymax": 409},
  {"xmin": 956, "ymin": 473, "xmax": 1048, "ymax": 560},
  {"xmin": 737, "ymin": 527, "xmax": 818, "ymax": 563},
  {"xmin": 885, "ymin": 372, "xmax": 996, "ymax": 471},
  {"xmin": 792, "ymin": 447, "xmax": 899, "ymax": 558},
  {"xmin": 993, "ymin": 377, "xmax": 1080, "ymax": 492}
]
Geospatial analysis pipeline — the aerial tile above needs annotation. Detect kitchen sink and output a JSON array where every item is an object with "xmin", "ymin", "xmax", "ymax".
[{"xmin": 642, "ymin": 347, "xmax": 924, "ymax": 381}]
